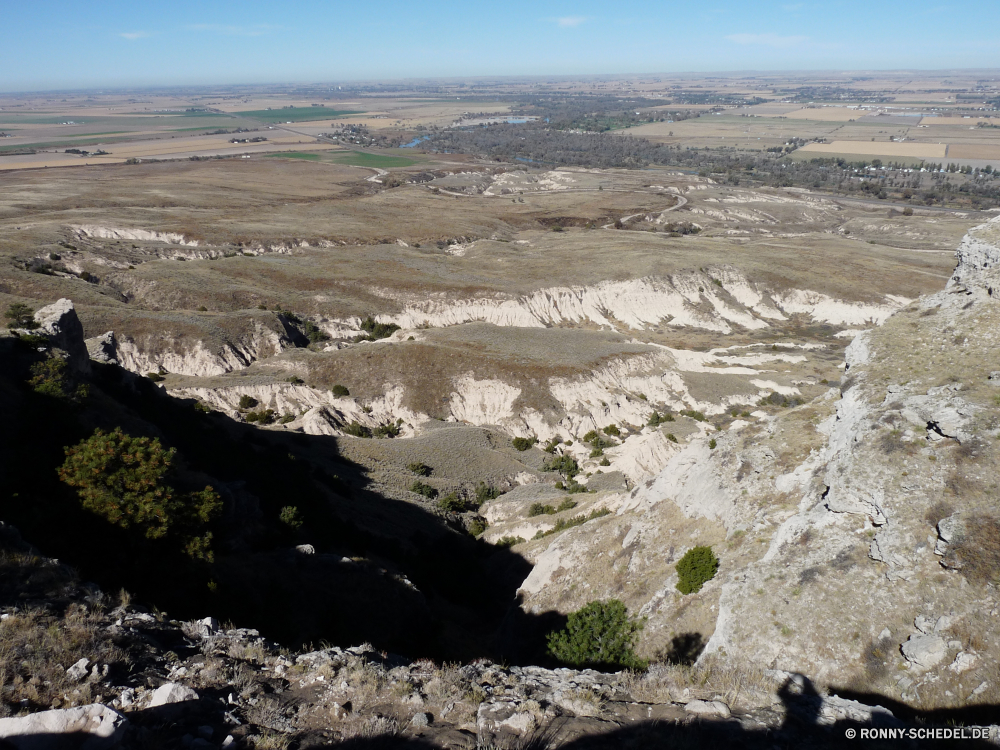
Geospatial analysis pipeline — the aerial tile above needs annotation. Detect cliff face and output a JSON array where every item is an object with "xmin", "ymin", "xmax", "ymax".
[{"xmin": 511, "ymin": 215, "xmax": 1000, "ymax": 711}]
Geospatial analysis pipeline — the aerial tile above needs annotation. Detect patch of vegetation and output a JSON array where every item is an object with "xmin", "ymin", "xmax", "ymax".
[
  {"xmin": 279, "ymin": 506, "xmax": 303, "ymax": 531},
  {"xmin": 544, "ymin": 453, "xmax": 580, "ymax": 478},
  {"xmin": 342, "ymin": 421, "xmax": 373, "ymax": 438},
  {"xmin": 438, "ymin": 492, "xmax": 473, "ymax": 513},
  {"xmin": 680, "ymin": 409, "xmax": 706, "ymax": 422},
  {"xmin": 950, "ymin": 514, "xmax": 1000, "ymax": 585},
  {"xmin": 758, "ymin": 392, "xmax": 800, "ymax": 408},
  {"xmin": 355, "ymin": 316, "xmax": 401, "ymax": 342},
  {"xmin": 303, "ymin": 320, "xmax": 330, "ymax": 343},
  {"xmin": 264, "ymin": 151, "xmax": 321, "ymax": 161},
  {"xmin": 410, "ymin": 481, "xmax": 438, "ymax": 500},
  {"xmin": 147, "ymin": 372, "xmax": 164, "ymax": 383},
  {"xmin": 329, "ymin": 151, "xmax": 418, "ymax": 169},
  {"xmin": 235, "ymin": 106, "xmax": 362, "ymax": 123},
  {"xmin": 407, "ymin": 462, "xmax": 431, "ymax": 476},
  {"xmin": 533, "ymin": 508, "xmax": 610, "ymax": 539},
  {"xmin": 28, "ymin": 358, "xmax": 88, "ymax": 402},
  {"xmin": 603, "ymin": 424, "xmax": 621, "ymax": 437},
  {"xmin": 512, "ymin": 436, "xmax": 538, "ymax": 452},
  {"xmin": 676, "ymin": 545, "xmax": 719, "ymax": 595},
  {"xmin": 527, "ymin": 498, "xmax": 578, "ymax": 517},
  {"xmin": 58, "ymin": 427, "xmax": 221, "ymax": 561},
  {"xmin": 474, "ymin": 482, "xmax": 502, "ymax": 505},
  {"xmin": 4, "ymin": 302, "xmax": 38, "ymax": 330},
  {"xmin": 709, "ymin": 439, "xmax": 717, "ymax": 450},
  {"xmin": 468, "ymin": 518, "xmax": 488, "ymax": 537},
  {"xmin": 331, "ymin": 384, "xmax": 350, "ymax": 397},
  {"xmin": 246, "ymin": 409, "xmax": 276, "ymax": 425},
  {"xmin": 239, "ymin": 395, "xmax": 259, "ymax": 410},
  {"xmin": 494, "ymin": 536, "xmax": 524, "ymax": 549},
  {"xmin": 546, "ymin": 599, "xmax": 646, "ymax": 670},
  {"xmin": 647, "ymin": 411, "xmax": 674, "ymax": 426},
  {"xmin": 374, "ymin": 419, "xmax": 403, "ymax": 438}
]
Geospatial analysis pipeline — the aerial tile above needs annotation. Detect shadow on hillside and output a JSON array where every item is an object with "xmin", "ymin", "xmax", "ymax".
[
  {"xmin": 0, "ymin": 344, "xmax": 561, "ymax": 663},
  {"xmin": 293, "ymin": 675, "xmax": 999, "ymax": 749}
]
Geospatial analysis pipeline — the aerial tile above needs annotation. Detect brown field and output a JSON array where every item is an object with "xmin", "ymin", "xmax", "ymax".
[
  {"xmin": 797, "ymin": 141, "xmax": 947, "ymax": 158},
  {"xmin": 782, "ymin": 108, "xmax": 868, "ymax": 122},
  {"xmin": 920, "ymin": 117, "xmax": 995, "ymax": 126},
  {"xmin": 947, "ymin": 144, "xmax": 1000, "ymax": 160}
]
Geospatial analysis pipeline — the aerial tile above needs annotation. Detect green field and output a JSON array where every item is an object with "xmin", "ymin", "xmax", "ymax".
[
  {"xmin": 233, "ymin": 107, "xmax": 363, "ymax": 123},
  {"xmin": 264, "ymin": 151, "xmax": 322, "ymax": 161},
  {"xmin": 328, "ymin": 151, "xmax": 417, "ymax": 168},
  {"xmin": 265, "ymin": 150, "xmax": 419, "ymax": 168}
]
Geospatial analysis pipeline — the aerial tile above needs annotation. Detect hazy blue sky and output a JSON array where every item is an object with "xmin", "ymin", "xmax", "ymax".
[{"xmin": 3, "ymin": 0, "xmax": 999, "ymax": 91}]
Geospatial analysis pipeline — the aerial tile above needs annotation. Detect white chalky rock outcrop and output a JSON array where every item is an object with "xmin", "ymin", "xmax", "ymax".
[{"xmin": 0, "ymin": 704, "xmax": 127, "ymax": 748}]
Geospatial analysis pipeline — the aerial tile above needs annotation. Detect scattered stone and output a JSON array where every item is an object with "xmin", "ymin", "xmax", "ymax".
[
  {"xmin": 685, "ymin": 699, "xmax": 731, "ymax": 719},
  {"xmin": 950, "ymin": 652, "xmax": 978, "ymax": 673},
  {"xmin": 0, "ymin": 704, "xmax": 127, "ymax": 748},
  {"xmin": 66, "ymin": 658, "xmax": 90, "ymax": 682},
  {"xmin": 295, "ymin": 544, "xmax": 315, "ymax": 555},
  {"xmin": 988, "ymin": 371, "xmax": 1000, "ymax": 386},
  {"xmin": 149, "ymin": 682, "xmax": 199, "ymax": 707},
  {"xmin": 914, "ymin": 615, "xmax": 935, "ymax": 634},
  {"xmin": 902, "ymin": 634, "xmax": 948, "ymax": 670}
]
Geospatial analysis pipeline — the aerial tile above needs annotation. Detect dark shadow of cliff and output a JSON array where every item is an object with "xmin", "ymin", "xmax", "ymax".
[
  {"xmin": 0, "ymin": 344, "xmax": 550, "ymax": 662},
  {"xmin": 283, "ymin": 675, "xmax": 999, "ymax": 749}
]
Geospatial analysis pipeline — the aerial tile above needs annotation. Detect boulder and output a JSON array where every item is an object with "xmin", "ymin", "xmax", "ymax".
[
  {"xmin": 85, "ymin": 331, "xmax": 118, "ymax": 365},
  {"xmin": 66, "ymin": 658, "xmax": 90, "ymax": 682},
  {"xmin": 33, "ymin": 299, "xmax": 90, "ymax": 374},
  {"xmin": 477, "ymin": 698, "xmax": 538, "ymax": 736},
  {"xmin": 0, "ymin": 703, "xmax": 127, "ymax": 749},
  {"xmin": 901, "ymin": 634, "xmax": 948, "ymax": 670},
  {"xmin": 684, "ymin": 700, "xmax": 731, "ymax": 719},
  {"xmin": 148, "ymin": 682, "xmax": 199, "ymax": 707}
]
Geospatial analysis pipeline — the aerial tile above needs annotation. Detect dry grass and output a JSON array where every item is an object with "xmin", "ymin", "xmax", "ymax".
[
  {"xmin": 949, "ymin": 513, "xmax": 1000, "ymax": 586},
  {"xmin": 618, "ymin": 655, "xmax": 772, "ymax": 709}
]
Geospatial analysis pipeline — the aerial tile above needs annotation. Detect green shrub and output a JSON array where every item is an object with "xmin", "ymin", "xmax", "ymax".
[
  {"xmin": 666, "ymin": 433, "xmax": 678, "ymax": 443},
  {"xmin": 528, "ymin": 502, "xmax": 550, "ymax": 517},
  {"xmin": 512, "ymin": 436, "xmax": 538, "ymax": 451},
  {"xmin": 342, "ymin": 421, "xmax": 372, "ymax": 438},
  {"xmin": 287, "ymin": 376, "xmax": 304, "ymax": 385},
  {"xmin": 647, "ymin": 411, "xmax": 674, "ymax": 426},
  {"xmin": 494, "ymin": 536, "xmax": 524, "ymax": 548},
  {"xmin": 146, "ymin": 372, "xmax": 164, "ymax": 383},
  {"xmin": 279, "ymin": 414, "xmax": 295, "ymax": 424},
  {"xmin": 709, "ymin": 438, "xmax": 717, "ymax": 450},
  {"xmin": 543, "ymin": 454, "xmax": 579, "ymax": 478},
  {"xmin": 407, "ymin": 462, "xmax": 431, "ymax": 476},
  {"xmin": 603, "ymin": 424, "xmax": 621, "ymax": 437},
  {"xmin": 4, "ymin": 302, "xmax": 37, "ymax": 330},
  {"xmin": 28, "ymin": 358, "xmax": 88, "ymax": 402},
  {"xmin": 468, "ymin": 518, "xmax": 488, "ymax": 537},
  {"xmin": 358, "ymin": 316, "xmax": 401, "ymax": 341},
  {"xmin": 374, "ymin": 419, "xmax": 403, "ymax": 438},
  {"xmin": 676, "ymin": 545, "xmax": 719, "ymax": 594},
  {"xmin": 474, "ymin": 482, "xmax": 501, "ymax": 504},
  {"xmin": 238, "ymin": 394, "xmax": 258, "ymax": 410},
  {"xmin": 279, "ymin": 506, "xmax": 303, "ymax": 530},
  {"xmin": 58, "ymin": 427, "xmax": 221, "ymax": 561},
  {"xmin": 599, "ymin": 457, "xmax": 611, "ymax": 467},
  {"xmin": 589, "ymin": 448, "xmax": 604, "ymax": 458},
  {"xmin": 303, "ymin": 320, "xmax": 330, "ymax": 343},
  {"xmin": 680, "ymin": 409, "xmax": 706, "ymax": 422},
  {"xmin": 438, "ymin": 492, "xmax": 470, "ymax": 512},
  {"xmin": 534, "ymin": 508, "xmax": 609, "ymax": 539},
  {"xmin": 331, "ymin": 384, "xmax": 350, "ymax": 397},
  {"xmin": 245, "ymin": 409, "xmax": 276, "ymax": 425},
  {"xmin": 410, "ymin": 481, "xmax": 438, "ymax": 500},
  {"xmin": 556, "ymin": 498, "xmax": 578, "ymax": 512},
  {"xmin": 546, "ymin": 599, "xmax": 646, "ymax": 670}
]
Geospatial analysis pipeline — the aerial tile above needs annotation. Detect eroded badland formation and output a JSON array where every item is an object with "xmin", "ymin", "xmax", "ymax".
[{"xmin": 2, "ymin": 74, "xmax": 1000, "ymax": 748}]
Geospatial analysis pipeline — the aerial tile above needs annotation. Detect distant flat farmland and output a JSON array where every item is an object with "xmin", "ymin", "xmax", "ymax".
[
  {"xmin": 782, "ymin": 108, "xmax": 867, "ymax": 122},
  {"xmin": 797, "ymin": 141, "xmax": 947, "ymax": 159},
  {"xmin": 948, "ymin": 144, "xmax": 1000, "ymax": 161},
  {"xmin": 233, "ymin": 107, "xmax": 363, "ymax": 123}
]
